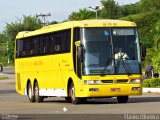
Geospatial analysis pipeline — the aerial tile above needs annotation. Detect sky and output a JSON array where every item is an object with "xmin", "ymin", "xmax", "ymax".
[{"xmin": 0, "ymin": 0, "xmax": 139, "ymax": 33}]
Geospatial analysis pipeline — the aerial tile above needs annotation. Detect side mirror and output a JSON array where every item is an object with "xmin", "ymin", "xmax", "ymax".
[
  {"xmin": 77, "ymin": 46, "xmax": 84, "ymax": 62},
  {"xmin": 141, "ymin": 45, "xmax": 146, "ymax": 61},
  {"xmin": 75, "ymin": 41, "xmax": 81, "ymax": 47},
  {"xmin": 75, "ymin": 41, "xmax": 84, "ymax": 62}
]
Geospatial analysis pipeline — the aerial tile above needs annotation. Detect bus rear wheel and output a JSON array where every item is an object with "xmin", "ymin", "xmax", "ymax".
[
  {"xmin": 117, "ymin": 96, "xmax": 128, "ymax": 103},
  {"xmin": 27, "ymin": 82, "xmax": 35, "ymax": 102},
  {"xmin": 34, "ymin": 82, "xmax": 44, "ymax": 103}
]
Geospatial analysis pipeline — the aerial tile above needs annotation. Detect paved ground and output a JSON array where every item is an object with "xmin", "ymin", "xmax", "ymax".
[{"xmin": 0, "ymin": 67, "xmax": 160, "ymax": 120}]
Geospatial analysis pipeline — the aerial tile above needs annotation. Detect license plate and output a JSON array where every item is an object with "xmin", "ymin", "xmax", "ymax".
[{"xmin": 110, "ymin": 88, "xmax": 120, "ymax": 92}]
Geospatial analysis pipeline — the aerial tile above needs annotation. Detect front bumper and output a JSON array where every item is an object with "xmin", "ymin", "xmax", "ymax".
[{"xmin": 80, "ymin": 84, "xmax": 142, "ymax": 97}]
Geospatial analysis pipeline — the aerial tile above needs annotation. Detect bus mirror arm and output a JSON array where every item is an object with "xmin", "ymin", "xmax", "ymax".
[
  {"xmin": 141, "ymin": 45, "xmax": 146, "ymax": 61},
  {"xmin": 75, "ymin": 41, "xmax": 81, "ymax": 47}
]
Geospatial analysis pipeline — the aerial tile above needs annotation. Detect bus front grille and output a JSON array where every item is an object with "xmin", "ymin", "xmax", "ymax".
[
  {"xmin": 117, "ymin": 79, "xmax": 129, "ymax": 83},
  {"xmin": 101, "ymin": 79, "xmax": 129, "ymax": 83},
  {"xmin": 101, "ymin": 80, "xmax": 113, "ymax": 83}
]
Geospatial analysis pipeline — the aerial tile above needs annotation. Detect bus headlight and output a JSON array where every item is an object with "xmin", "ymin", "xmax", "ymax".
[
  {"xmin": 84, "ymin": 80, "xmax": 100, "ymax": 85},
  {"xmin": 130, "ymin": 79, "xmax": 142, "ymax": 84}
]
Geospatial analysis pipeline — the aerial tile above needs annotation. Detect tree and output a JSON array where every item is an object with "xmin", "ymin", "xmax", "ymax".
[
  {"xmin": 68, "ymin": 8, "xmax": 94, "ymax": 20},
  {"xmin": 144, "ymin": 20, "xmax": 160, "ymax": 72},
  {"xmin": 154, "ymin": 21, "xmax": 160, "ymax": 50},
  {"xmin": 100, "ymin": 0, "xmax": 119, "ymax": 19},
  {"xmin": 120, "ymin": 3, "xmax": 140, "ymax": 17},
  {"xmin": 0, "ymin": 33, "xmax": 8, "ymax": 64},
  {"xmin": 23, "ymin": 16, "xmax": 42, "ymax": 30},
  {"xmin": 48, "ymin": 21, "xmax": 58, "ymax": 25},
  {"xmin": 140, "ymin": 0, "xmax": 160, "ymax": 12},
  {"xmin": 3, "ymin": 15, "xmax": 42, "ymax": 63}
]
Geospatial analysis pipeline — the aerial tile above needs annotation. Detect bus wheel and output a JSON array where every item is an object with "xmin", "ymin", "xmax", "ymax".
[
  {"xmin": 65, "ymin": 97, "xmax": 71, "ymax": 103},
  {"xmin": 27, "ymin": 82, "xmax": 35, "ymax": 102},
  {"xmin": 34, "ymin": 82, "xmax": 44, "ymax": 103},
  {"xmin": 80, "ymin": 98, "xmax": 87, "ymax": 103},
  {"xmin": 117, "ymin": 96, "xmax": 128, "ymax": 103},
  {"xmin": 69, "ymin": 83, "xmax": 81, "ymax": 104}
]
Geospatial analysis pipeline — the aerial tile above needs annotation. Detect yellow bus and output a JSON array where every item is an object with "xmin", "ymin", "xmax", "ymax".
[{"xmin": 15, "ymin": 20, "xmax": 145, "ymax": 104}]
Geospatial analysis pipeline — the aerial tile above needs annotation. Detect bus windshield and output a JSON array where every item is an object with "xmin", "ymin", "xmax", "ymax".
[{"xmin": 82, "ymin": 28, "xmax": 141, "ymax": 75}]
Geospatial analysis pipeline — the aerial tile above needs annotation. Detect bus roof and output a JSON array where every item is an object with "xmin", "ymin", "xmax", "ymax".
[{"xmin": 16, "ymin": 19, "xmax": 137, "ymax": 39}]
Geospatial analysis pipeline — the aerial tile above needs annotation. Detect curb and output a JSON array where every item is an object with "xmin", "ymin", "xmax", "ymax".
[{"xmin": 143, "ymin": 88, "xmax": 160, "ymax": 93}]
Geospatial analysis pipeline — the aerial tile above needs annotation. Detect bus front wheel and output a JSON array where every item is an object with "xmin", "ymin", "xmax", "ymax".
[
  {"xmin": 27, "ymin": 82, "xmax": 35, "ymax": 102},
  {"xmin": 117, "ymin": 96, "xmax": 128, "ymax": 103},
  {"xmin": 34, "ymin": 82, "xmax": 44, "ymax": 103},
  {"xmin": 65, "ymin": 97, "xmax": 71, "ymax": 103},
  {"xmin": 69, "ymin": 83, "xmax": 82, "ymax": 104}
]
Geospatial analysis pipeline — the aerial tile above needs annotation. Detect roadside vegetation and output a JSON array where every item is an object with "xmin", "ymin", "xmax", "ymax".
[
  {"xmin": 0, "ymin": 0, "xmax": 160, "ymax": 73},
  {"xmin": 143, "ymin": 78, "xmax": 160, "ymax": 88},
  {"xmin": 0, "ymin": 76, "xmax": 9, "ymax": 80}
]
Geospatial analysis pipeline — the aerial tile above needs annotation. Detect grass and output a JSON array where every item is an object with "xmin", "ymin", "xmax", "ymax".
[{"xmin": 0, "ymin": 76, "xmax": 9, "ymax": 80}]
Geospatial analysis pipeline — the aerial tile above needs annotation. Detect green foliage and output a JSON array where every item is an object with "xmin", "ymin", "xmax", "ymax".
[
  {"xmin": 0, "ymin": 33, "xmax": 7, "ymax": 64},
  {"xmin": 140, "ymin": 0, "xmax": 160, "ymax": 12},
  {"xmin": 143, "ymin": 78, "xmax": 160, "ymax": 88},
  {"xmin": 23, "ymin": 16, "xmax": 42, "ymax": 30},
  {"xmin": 100, "ymin": 0, "xmax": 120, "ymax": 19},
  {"xmin": 121, "ymin": 11, "xmax": 160, "ymax": 48},
  {"xmin": 142, "ymin": 79, "xmax": 151, "ymax": 87},
  {"xmin": 154, "ymin": 21, "xmax": 160, "ymax": 50},
  {"xmin": 0, "ymin": 76, "xmax": 9, "ymax": 80},
  {"xmin": 0, "ymin": 15, "xmax": 42, "ymax": 64},
  {"xmin": 120, "ymin": 3, "xmax": 140, "ymax": 16},
  {"xmin": 68, "ymin": 0, "xmax": 142, "ymax": 20},
  {"xmin": 48, "ymin": 21, "xmax": 58, "ymax": 25},
  {"xmin": 68, "ymin": 8, "xmax": 95, "ymax": 20},
  {"xmin": 133, "ymin": 12, "xmax": 160, "ymax": 72},
  {"xmin": 0, "ymin": 0, "xmax": 160, "ymax": 69},
  {"xmin": 152, "ymin": 52, "xmax": 160, "ymax": 72}
]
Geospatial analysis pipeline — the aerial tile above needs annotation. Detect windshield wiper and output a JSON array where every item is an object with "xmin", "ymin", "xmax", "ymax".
[{"xmin": 100, "ymin": 58, "xmax": 112, "ymax": 76}]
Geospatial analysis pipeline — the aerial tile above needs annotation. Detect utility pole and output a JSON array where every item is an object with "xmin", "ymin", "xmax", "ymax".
[
  {"xmin": 36, "ymin": 13, "xmax": 51, "ymax": 26},
  {"xmin": 89, "ymin": 6, "xmax": 100, "ymax": 19}
]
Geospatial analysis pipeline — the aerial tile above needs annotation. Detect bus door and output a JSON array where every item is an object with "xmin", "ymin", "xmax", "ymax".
[{"xmin": 75, "ymin": 41, "xmax": 83, "ymax": 78}]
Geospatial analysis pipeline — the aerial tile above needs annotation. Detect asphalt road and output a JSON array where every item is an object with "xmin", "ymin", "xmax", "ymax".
[{"xmin": 0, "ymin": 67, "xmax": 160, "ymax": 120}]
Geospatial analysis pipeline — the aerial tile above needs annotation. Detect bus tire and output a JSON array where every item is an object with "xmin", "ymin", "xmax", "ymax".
[
  {"xmin": 65, "ymin": 97, "xmax": 71, "ymax": 103},
  {"xmin": 69, "ymin": 82, "xmax": 81, "ymax": 104},
  {"xmin": 34, "ymin": 82, "xmax": 44, "ymax": 103},
  {"xmin": 80, "ymin": 98, "xmax": 87, "ymax": 103},
  {"xmin": 27, "ymin": 82, "xmax": 35, "ymax": 102},
  {"xmin": 117, "ymin": 96, "xmax": 128, "ymax": 103}
]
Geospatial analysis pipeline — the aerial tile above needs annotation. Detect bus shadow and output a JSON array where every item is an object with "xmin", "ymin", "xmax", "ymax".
[
  {"xmin": 87, "ymin": 96, "xmax": 160, "ymax": 104},
  {"xmin": 128, "ymin": 96, "xmax": 160, "ymax": 103},
  {"xmin": 43, "ymin": 96, "xmax": 160, "ymax": 104}
]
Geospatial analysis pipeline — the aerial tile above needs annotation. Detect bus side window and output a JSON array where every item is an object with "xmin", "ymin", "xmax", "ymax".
[
  {"xmin": 16, "ymin": 39, "xmax": 24, "ymax": 58},
  {"xmin": 22, "ymin": 51, "xmax": 26, "ymax": 57},
  {"xmin": 43, "ymin": 46, "xmax": 46, "ymax": 54},
  {"xmin": 55, "ymin": 40, "xmax": 61, "ymax": 52},
  {"xmin": 54, "ymin": 36, "xmax": 61, "ymax": 53},
  {"xmin": 41, "ymin": 36, "xmax": 48, "ymax": 55},
  {"xmin": 50, "ymin": 37, "xmax": 55, "ymax": 54},
  {"xmin": 34, "ymin": 37, "xmax": 39, "ymax": 56}
]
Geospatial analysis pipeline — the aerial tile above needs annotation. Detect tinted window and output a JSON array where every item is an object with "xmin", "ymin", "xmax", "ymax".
[{"xmin": 16, "ymin": 29, "xmax": 71, "ymax": 58}]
